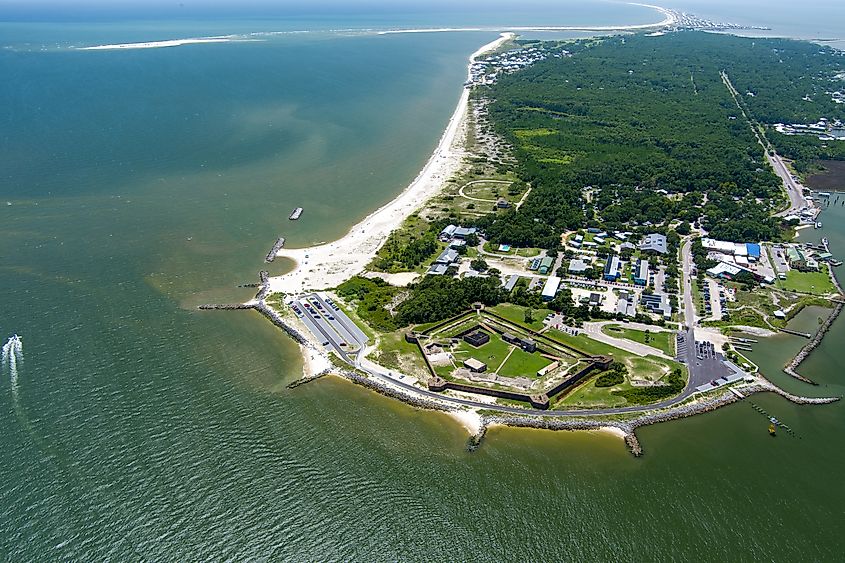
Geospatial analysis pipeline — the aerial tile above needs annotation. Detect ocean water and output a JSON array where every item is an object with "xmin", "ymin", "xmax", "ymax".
[{"xmin": 2, "ymin": 2, "xmax": 845, "ymax": 559}]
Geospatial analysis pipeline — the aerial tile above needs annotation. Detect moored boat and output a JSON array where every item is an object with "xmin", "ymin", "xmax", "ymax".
[{"xmin": 289, "ymin": 207, "xmax": 303, "ymax": 220}]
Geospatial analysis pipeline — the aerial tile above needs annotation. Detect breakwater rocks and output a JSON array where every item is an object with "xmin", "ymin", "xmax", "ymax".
[
  {"xmin": 265, "ymin": 237, "xmax": 285, "ymax": 263},
  {"xmin": 783, "ymin": 301, "xmax": 844, "ymax": 384},
  {"xmin": 756, "ymin": 380, "xmax": 840, "ymax": 405},
  {"xmin": 481, "ymin": 415, "xmax": 638, "ymax": 452},
  {"xmin": 287, "ymin": 369, "xmax": 330, "ymax": 389},
  {"xmin": 254, "ymin": 302, "xmax": 309, "ymax": 346},
  {"xmin": 198, "ymin": 303, "xmax": 254, "ymax": 310},
  {"xmin": 334, "ymin": 368, "xmax": 451, "ymax": 413}
]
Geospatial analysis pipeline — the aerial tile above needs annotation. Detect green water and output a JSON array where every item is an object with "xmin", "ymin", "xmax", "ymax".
[{"xmin": 2, "ymin": 17, "xmax": 845, "ymax": 560}]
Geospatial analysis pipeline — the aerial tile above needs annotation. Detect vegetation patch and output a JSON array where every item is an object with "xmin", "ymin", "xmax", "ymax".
[
  {"xmin": 602, "ymin": 324, "xmax": 675, "ymax": 356},
  {"xmin": 778, "ymin": 268, "xmax": 837, "ymax": 295}
]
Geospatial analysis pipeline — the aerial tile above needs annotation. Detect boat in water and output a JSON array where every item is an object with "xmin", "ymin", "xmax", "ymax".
[{"xmin": 289, "ymin": 207, "xmax": 303, "ymax": 220}]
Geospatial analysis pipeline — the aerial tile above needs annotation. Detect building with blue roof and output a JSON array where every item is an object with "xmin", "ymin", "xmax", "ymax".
[{"xmin": 746, "ymin": 243, "xmax": 761, "ymax": 261}]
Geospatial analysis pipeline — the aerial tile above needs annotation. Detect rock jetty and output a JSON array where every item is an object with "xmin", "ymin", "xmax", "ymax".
[{"xmin": 783, "ymin": 301, "xmax": 843, "ymax": 383}]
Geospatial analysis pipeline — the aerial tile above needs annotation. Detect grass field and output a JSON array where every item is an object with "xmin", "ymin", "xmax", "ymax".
[
  {"xmin": 546, "ymin": 328, "xmax": 680, "ymax": 383},
  {"xmin": 487, "ymin": 303, "xmax": 554, "ymax": 332},
  {"xmin": 602, "ymin": 324, "xmax": 675, "ymax": 356},
  {"xmin": 778, "ymin": 267, "xmax": 837, "ymax": 295},
  {"xmin": 452, "ymin": 337, "xmax": 513, "ymax": 372},
  {"xmin": 497, "ymin": 348, "xmax": 552, "ymax": 378}
]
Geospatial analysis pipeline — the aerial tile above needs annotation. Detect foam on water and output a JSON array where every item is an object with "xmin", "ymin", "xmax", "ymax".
[{"xmin": 2, "ymin": 334, "xmax": 23, "ymax": 397}]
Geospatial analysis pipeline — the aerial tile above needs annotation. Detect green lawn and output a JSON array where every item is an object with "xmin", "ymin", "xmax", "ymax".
[
  {"xmin": 778, "ymin": 267, "xmax": 837, "ymax": 295},
  {"xmin": 553, "ymin": 376, "xmax": 629, "ymax": 409},
  {"xmin": 602, "ymin": 324, "xmax": 675, "ymax": 356},
  {"xmin": 497, "ymin": 348, "xmax": 553, "ymax": 378},
  {"xmin": 488, "ymin": 303, "xmax": 554, "ymax": 332},
  {"xmin": 453, "ymin": 337, "xmax": 513, "ymax": 372}
]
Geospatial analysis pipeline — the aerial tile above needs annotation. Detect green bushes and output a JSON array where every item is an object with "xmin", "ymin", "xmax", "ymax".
[{"xmin": 612, "ymin": 368, "xmax": 685, "ymax": 405}]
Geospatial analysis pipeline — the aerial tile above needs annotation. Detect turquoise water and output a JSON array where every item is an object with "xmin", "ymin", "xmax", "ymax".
[{"xmin": 2, "ymin": 5, "xmax": 845, "ymax": 559}]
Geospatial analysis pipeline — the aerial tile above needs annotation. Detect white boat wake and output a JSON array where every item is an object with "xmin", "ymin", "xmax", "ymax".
[{"xmin": 2, "ymin": 334, "xmax": 23, "ymax": 397}]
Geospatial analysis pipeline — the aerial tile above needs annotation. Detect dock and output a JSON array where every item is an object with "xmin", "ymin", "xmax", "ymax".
[
  {"xmin": 265, "ymin": 237, "xmax": 285, "ymax": 263},
  {"xmin": 779, "ymin": 328, "xmax": 811, "ymax": 338}
]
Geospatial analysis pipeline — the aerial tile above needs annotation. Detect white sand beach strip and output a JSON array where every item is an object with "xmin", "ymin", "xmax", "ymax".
[{"xmin": 267, "ymin": 33, "xmax": 515, "ymax": 295}]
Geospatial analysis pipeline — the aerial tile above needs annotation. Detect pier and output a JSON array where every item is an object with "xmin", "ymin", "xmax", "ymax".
[
  {"xmin": 778, "ymin": 328, "xmax": 811, "ymax": 338},
  {"xmin": 265, "ymin": 237, "xmax": 285, "ymax": 263}
]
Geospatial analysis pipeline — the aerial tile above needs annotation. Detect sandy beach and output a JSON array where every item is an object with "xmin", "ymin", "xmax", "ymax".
[
  {"xmin": 267, "ymin": 32, "xmax": 515, "ymax": 294},
  {"xmin": 376, "ymin": 3, "xmax": 676, "ymax": 35},
  {"xmin": 78, "ymin": 36, "xmax": 260, "ymax": 50}
]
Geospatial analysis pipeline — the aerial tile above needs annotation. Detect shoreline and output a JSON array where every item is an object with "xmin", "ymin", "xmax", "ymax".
[
  {"xmin": 237, "ymin": 19, "xmax": 839, "ymax": 454},
  {"xmin": 267, "ymin": 32, "xmax": 515, "ymax": 294}
]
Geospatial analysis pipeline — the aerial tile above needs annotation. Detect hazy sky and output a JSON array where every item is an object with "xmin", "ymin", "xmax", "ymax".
[{"xmin": 1, "ymin": 0, "xmax": 842, "ymax": 22}]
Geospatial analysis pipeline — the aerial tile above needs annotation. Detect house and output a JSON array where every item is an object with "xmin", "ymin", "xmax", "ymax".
[
  {"xmin": 603, "ymin": 255, "xmax": 621, "ymax": 281},
  {"xmin": 589, "ymin": 293, "xmax": 603, "ymax": 307},
  {"xmin": 528, "ymin": 257, "xmax": 542, "ymax": 271},
  {"xmin": 641, "ymin": 293, "xmax": 672, "ymax": 318},
  {"xmin": 542, "ymin": 276, "xmax": 561, "ymax": 301},
  {"xmin": 568, "ymin": 259, "xmax": 590, "ymax": 275},
  {"xmin": 587, "ymin": 227, "xmax": 601, "ymax": 234},
  {"xmin": 434, "ymin": 248, "xmax": 460, "ymax": 265},
  {"xmin": 616, "ymin": 291, "xmax": 637, "ymax": 317},
  {"xmin": 453, "ymin": 226, "xmax": 477, "ymax": 240},
  {"xmin": 538, "ymin": 256, "xmax": 555, "ymax": 275},
  {"xmin": 640, "ymin": 233, "xmax": 668, "ymax": 254},
  {"xmin": 574, "ymin": 234, "xmax": 584, "ymax": 243},
  {"xmin": 427, "ymin": 263, "xmax": 450, "ymax": 276},
  {"xmin": 439, "ymin": 224, "xmax": 457, "ymax": 241},
  {"xmin": 496, "ymin": 198, "xmax": 511, "ymax": 209},
  {"xmin": 503, "ymin": 274, "xmax": 519, "ymax": 292},
  {"xmin": 464, "ymin": 358, "xmax": 487, "ymax": 373},
  {"xmin": 619, "ymin": 242, "xmax": 636, "ymax": 252},
  {"xmin": 464, "ymin": 331, "xmax": 490, "ymax": 347},
  {"xmin": 786, "ymin": 246, "xmax": 807, "ymax": 270},
  {"xmin": 428, "ymin": 247, "xmax": 460, "ymax": 275},
  {"xmin": 633, "ymin": 259, "xmax": 649, "ymax": 286}
]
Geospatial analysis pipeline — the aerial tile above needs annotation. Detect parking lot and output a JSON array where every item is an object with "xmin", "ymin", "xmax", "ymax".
[{"xmin": 288, "ymin": 293, "xmax": 369, "ymax": 359}]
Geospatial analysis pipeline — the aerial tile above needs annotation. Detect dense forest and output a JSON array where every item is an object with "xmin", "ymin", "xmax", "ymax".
[{"xmin": 477, "ymin": 32, "xmax": 845, "ymax": 245}]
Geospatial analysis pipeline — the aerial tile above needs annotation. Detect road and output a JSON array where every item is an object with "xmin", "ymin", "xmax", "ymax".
[
  {"xmin": 720, "ymin": 70, "xmax": 808, "ymax": 217},
  {"xmin": 679, "ymin": 237, "xmax": 733, "ymax": 391}
]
